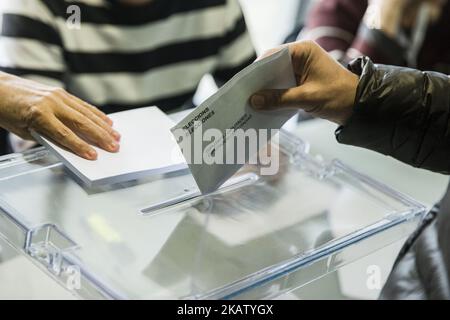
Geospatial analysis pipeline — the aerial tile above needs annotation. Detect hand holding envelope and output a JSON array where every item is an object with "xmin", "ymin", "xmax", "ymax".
[
  {"xmin": 249, "ymin": 41, "xmax": 359, "ymax": 126},
  {"xmin": 171, "ymin": 47, "xmax": 298, "ymax": 194}
]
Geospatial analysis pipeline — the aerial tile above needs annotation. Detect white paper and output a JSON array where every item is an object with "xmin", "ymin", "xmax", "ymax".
[
  {"xmin": 171, "ymin": 48, "xmax": 297, "ymax": 194},
  {"xmin": 33, "ymin": 107, "xmax": 187, "ymax": 186}
]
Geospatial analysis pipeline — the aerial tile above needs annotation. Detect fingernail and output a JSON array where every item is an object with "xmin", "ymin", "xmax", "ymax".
[
  {"xmin": 112, "ymin": 130, "xmax": 121, "ymax": 141},
  {"xmin": 109, "ymin": 141, "xmax": 120, "ymax": 152},
  {"xmin": 251, "ymin": 95, "xmax": 266, "ymax": 109},
  {"xmin": 86, "ymin": 149, "xmax": 97, "ymax": 160}
]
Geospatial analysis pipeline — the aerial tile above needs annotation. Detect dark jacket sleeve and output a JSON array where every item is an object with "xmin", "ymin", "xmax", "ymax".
[{"xmin": 336, "ymin": 56, "xmax": 450, "ymax": 174}]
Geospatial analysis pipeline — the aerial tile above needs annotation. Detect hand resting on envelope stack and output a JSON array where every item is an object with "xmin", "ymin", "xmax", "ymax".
[{"xmin": 0, "ymin": 72, "xmax": 120, "ymax": 160}]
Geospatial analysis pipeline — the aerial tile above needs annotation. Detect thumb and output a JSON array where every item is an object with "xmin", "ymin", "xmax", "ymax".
[{"xmin": 249, "ymin": 88, "xmax": 302, "ymax": 111}]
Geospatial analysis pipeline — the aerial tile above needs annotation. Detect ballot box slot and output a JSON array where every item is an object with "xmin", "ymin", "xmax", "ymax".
[{"xmin": 139, "ymin": 172, "xmax": 259, "ymax": 216}]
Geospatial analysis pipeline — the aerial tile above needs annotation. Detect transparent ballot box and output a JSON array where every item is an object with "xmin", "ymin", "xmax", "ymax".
[{"xmin": 0, "ymin": 131, "xmax": 426, "ymax": 299}]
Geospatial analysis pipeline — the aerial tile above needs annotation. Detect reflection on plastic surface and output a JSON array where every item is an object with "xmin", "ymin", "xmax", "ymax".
[{"xmin": 0, "ymin": 131, "xmax": 425, "ymax": 299}]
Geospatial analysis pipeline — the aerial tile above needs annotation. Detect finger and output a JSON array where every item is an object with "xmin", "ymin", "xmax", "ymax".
[
  {"xmin": 32, "ymin": 115, "xmax": 98, "ymax": 160},
  {"xmin": 63, "ymin": 97, "xmax": 121, "ymax": 141},
  {"xmin": 249, "ymin": 88, "xmax": 304, "ymax": 110},
  {"xmin": 58, "ymin": 107, "xmax": 120, "ymax": 153},
  {"xmin": 66, "ymin": 92, "xmax": 113, "ymax": 126}
]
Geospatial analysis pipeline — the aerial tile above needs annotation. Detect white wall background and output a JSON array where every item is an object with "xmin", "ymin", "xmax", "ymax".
[{"xmin": 239, "ymin": 0, "xmax": 302, "ymax": 54}]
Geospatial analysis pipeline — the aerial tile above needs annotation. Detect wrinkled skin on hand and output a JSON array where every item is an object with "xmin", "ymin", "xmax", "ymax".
[{"xmin": 0, "ymin": 72, "xmax": 121, "ymax": 160}]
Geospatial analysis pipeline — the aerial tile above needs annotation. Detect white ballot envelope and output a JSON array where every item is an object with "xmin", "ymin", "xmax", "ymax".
[
  {"xmin": 171, "ymin": 48, "xmax": 297, "ymax": 194},
  {"xmin": 33, "ymin": 107, "xmax": 187, "ymax": 187}
]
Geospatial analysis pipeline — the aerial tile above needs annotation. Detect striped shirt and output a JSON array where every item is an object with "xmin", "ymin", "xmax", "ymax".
[{"xmin": 0, "ymin": 0, "xmax": 256, "ymax": 114}]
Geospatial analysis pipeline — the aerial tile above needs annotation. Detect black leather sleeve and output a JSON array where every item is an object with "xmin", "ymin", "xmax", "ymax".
[{"xmin": 336, "ymin": 57, "xmax": 450, "ymax": 174}]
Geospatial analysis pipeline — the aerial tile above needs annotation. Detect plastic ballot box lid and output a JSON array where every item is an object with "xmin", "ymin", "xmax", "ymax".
[{"xmin": 0, "ymin": 129, "xmax": 426, "ymax": 299}]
